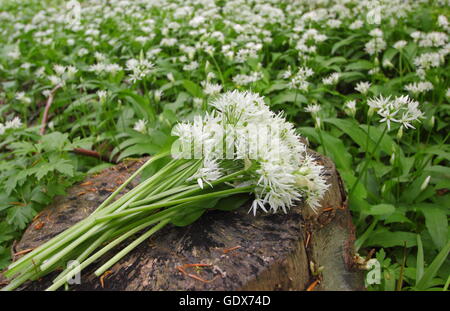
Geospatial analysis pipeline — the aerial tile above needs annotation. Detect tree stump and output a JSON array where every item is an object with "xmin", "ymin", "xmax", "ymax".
[{"xmin": 5, "ymin": 151, "xmax": 365, "ymax": 291}]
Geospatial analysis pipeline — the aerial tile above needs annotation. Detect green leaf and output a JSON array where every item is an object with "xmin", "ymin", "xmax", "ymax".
[
  {"xmin": 9, "ymin": 141, "xmax": 36, "ymax": 155},
  {"xmin": 29, "ymin": 162, "xmax": 54, "ymax": 180},
  {"xmin": 271, "ymin": 91, "xmax": 307, "ymax": 106},
  {"xmin": 324, "ymin": 118, "xmax": 375, "ymax": 153},
  {"xmin": 345, "ymin": 60, "xmax": 374, "ymax": 71},
  {"xmin": 182, "ymin": 80, "xmax": 203, "ymax": 98},
  {"xmin": 339, "ymin": 71, "xmax": 365, "ymax": 83},
  {"xmin": 359, "ymin": 125, "xmax": 399, "ymax": 155},
  {"xmin": 7, "ymin": 205, "xmax": 36, "ymax": 230},
  {"xmin": 366, "ymin": 204, "xmax": 395, "ymax": 216},
  {"xmin": 214, "ymin": 193, "xmax": 250, "ymax": 211},
  {"xmin": 331, "ymin": 35, "xmax": 359, "ymax": 54},
  {"xmin": 416, "ymin": 235, "xmax": 424, "ymax": 285},
  {"xmin": 418, "ymin": 206, "xmax": 448, "ymax": 250},
  {"xmin": 41, "ymin": 132, "xmax": 69, "ymax": 151},
  {"xmin": 416, "ymin": 241, "xmax": 450, "ymax": 290},
  {"xmin": 171, "ymin": 198, "xmax": 220, "ymax": 227},
  {"xmin": 383, "ymin": 48, "xmax": 398, "ymax": 64},
  {"xmin": 117, "ymin": 143, "xmax": 160, "ymax": 161},
  {"xmin": 299, "ymin": 127, "xmax": 353, "ymax": 171},
  {"xmin": 54, "ymin": 159, "xmax": 74, "ymax": 177},
  {"xmin": 365, "ymin": 231, "xmax": 417, "ymax": 248}
]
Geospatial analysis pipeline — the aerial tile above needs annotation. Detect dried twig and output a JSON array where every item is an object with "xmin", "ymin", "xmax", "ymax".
[
  {"xmin": 72, "ymin": 148, "xmax": 117, "ymax": 164},
  {"xmin": 223, "ymin": 245, "xmax": 241, "ymax": 254},
  {"xmin": 306, "ymin": 279, "xmax": 320, "ymax": 291},
  {"xmin": 40, "ymin": 84, "xmax": 62, "ymax": 135},
  {"xmin": 99, "ymin": 270, "xmax": 113, "ymax": 288},
  {"xmin": 176, "ymin": 263, "xmax": 219, "ymax": 283}
]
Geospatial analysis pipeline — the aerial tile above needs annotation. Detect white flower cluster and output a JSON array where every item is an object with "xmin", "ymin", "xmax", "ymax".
[
  {"xmin": 367, "ymin": 95, "xmax": 424, "ymax": 130},
  {"xmin": 172, "ymin": 90, "xmax": 329, "ymax": 214},
  {"xmin": 322, "ymin": 72, "xmax": 340, "ymax": 86},
  {"xmin": 0, "ymin": 117, "xmax": 22, "ymax": 135},
  {"xmin": 404, "ymin": 81, "xmax": 434, "ymax": 95},
  {"xmin": 288, "ymin": 67, "xmax": 314, "ymax": 91},
  {"xmin": 125, "ymin": 58, "xmax": 155, "ymax": 83}
]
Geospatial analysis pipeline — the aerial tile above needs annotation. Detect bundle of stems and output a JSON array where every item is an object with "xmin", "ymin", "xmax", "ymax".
[
  {"xmin": 2, "ymin": 152, "xmax": 251, "ymax": 291},
  {"xmin": 2, "ymin": 90, "xmax": 328, "ymax": 291}
]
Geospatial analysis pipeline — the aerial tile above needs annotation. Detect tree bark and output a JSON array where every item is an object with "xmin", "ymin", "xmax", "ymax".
[{"xmin": 7, "ymin": 151, "xmax": 365, "ymax": 291}]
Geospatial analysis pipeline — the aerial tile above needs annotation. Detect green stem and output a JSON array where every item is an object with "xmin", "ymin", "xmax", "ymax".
[
  {"xmin": 94, "ymin": 219, "xmax": 170, "ymax": 277},
  {"xmin": 95, "ymin": 186, "xmax": 253, "ymax": 222},
  {"xmin": 349, "ymin": 125, "xmax": 388, "ymax": 197},
  {"xmin": 45, "ymin": 211, "xmax": 174, "ymax": 291},
  {"xmin": 92, "ymin": 151, "xmax": 170, "ymax": 214}
]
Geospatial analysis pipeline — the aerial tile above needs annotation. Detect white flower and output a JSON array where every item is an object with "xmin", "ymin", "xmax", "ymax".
[
  {"xmin": 126, "ymin": 58, "xmax": 155, "ymax": 83},
  {"xmin": 414, "ymin": 52, "xmax": 443, "ymax": 70},
  {"xmin": 133, "ymin": 119, "xmax": 147, "ymax": 133},
  {"xmin": 188, "ymin": 158, "xmax": 222, "ymax": 189},
  {"xmin": 15, "ymin": 92, "xmax": 32, "ymax": 104},
  {"xmin": 97, "ymin": 90, "xmax": 108, "ymax": 102},
  {"xmin": 393, "ymin": 40, "xmax": 407, "ymax": 50},
  {"xmin": 438, "ymin": 15, "xmax": 448, "ymax": 28},
  {"xmin": 349, "ymin": 20, "xmax": 363, "ymax": 30},
  {"xmin": 3, "ymin": 116, "xmax": 23, "ymax": 130},
  {"xmin": 355, "ymin": 81, "xmax": 371, "ymax": 94},
  {"xmin": 232, "ymin": 72, "xmax": 262, "ymax": 86},
  {"xmin": 322, "ymin": 72, "xmax": 340, "ymax": 85},
  {"xmin": 305, "ymin": 104, "xmax": 321, "ymax": 115},
  {"xmin": 365, "ymin": 37, "xmax": 386, "ymax": 55},
  {"xmin": 173, "ymin": 90, "xmax": 329, "ymax": 214},
  {"xmin": 288, "ymin": 67, "xmax": 314, "ymax": 91},
  {"xmin": 53, "ymin": 64, "xmax": 66, "ymax": 76},
  {"xmin": 404, "ymin": 81, "xmax": 434, "ymax": 95},
  {"xmin": 183, "ymin": 61, "xmax": 199, "ymax": 71},
  {"xmin": 344, "ymin": 100, "xmax": 357, "ymax": 116},
  {"xmin": 369, "ymin": 28, "xmax": 383, "ymax": 37},
  {"xmin": 201, "ymin": 81, "xmax": 222, "ymax": 96},
  {"xmin": 367, "ymin": 95, "xmax": 423, "ymax": 130}
]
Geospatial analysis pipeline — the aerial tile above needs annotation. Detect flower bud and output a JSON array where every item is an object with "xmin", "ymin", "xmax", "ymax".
[
  {"xmin": 396, "ymin": 126, "xmax": 403, "ymax": 140},
  {"xmin": 390, "ymin": 152, "xmax": 395, "ymax": 165},
  {"xmin": 420, "ymin": 176, "xmax": 431, "ymax": 191},
  {"xmin": 314, "ymin": 117, "xmax": 321, "ymax": 129}
]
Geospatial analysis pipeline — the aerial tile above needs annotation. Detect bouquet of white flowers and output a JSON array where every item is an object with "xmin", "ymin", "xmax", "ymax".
[{"xmin": 2, "ymin": 90, "xmax": 328, "ymax": 291}]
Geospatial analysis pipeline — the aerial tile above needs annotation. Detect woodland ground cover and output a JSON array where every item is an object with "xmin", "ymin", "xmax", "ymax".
[{"xmin": 0, "ymin": 0, "xmax": 449, "ymax": 290}]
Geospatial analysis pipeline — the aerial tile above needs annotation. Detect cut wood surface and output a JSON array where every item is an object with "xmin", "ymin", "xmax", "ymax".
[{"xmin": 6, "ymin": 151, "xmax": 365, "ymax": 291}]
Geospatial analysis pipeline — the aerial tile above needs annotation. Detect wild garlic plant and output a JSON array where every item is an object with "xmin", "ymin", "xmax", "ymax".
[
  {"xmin": 2, "ymin": 91, "xmax": 328, "ymax": 291},
  {"xmin": 1, "ymin": 0, "xmax": 449, "ymax": 290}
]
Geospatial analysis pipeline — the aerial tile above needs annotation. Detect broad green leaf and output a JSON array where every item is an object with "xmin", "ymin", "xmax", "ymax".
[
  {"xmin": 365, "ymin": 231, "xmax": 417, "ymax": 248},
  {"xmin": 7, "ymin": 205, "xmax": 36, "ymax": 230},
  {"xmin": 299, "ymin": 127, "xmax": 352, "ymax": 171},
  {"xmin": 366, "ymin": 204, "xmax": 395, "ymax": 216},
  {"xmin": 345, "ymin": 60, "xmax": 374, "ymax": 71},
  {"xmin": 117, "ymin": 143, "xmax": 160, "ymax": 161},
  {"xmin": 182, "ymin": 80, "xmax": 203, "ymax": 98},
  {"xmin": 54, "ymin": 159, "xmax": 74, "ymax": 177},
  {"xmin": 416, "ymin": 235, "xmax": 424, "ymax": 285},
  {"xmin": 324, "ymin": 118, "xmax": 375, "ymax": 153},
  {"xmin": 171, "ymin": 198, "xmax": 220, "ymax": 227},
  {"xmin": 331, "ymin": 35, "xmax": 359, "ymax": 54},
  {"xmin": 214, "ymin": 193, "xmax": 250, "ymax": 211},
  {"xmin": 41, "ymin": 132, "xmax": 68, "ymax": 151},
  {"xmin": 271, "ymin": 91, "xmax": 307, "ymax": 106},
  {"xmin": 416, "ymin": 241, "xmax": 450, "ymax": 290},
  {"xmin": 418, "ymin": 206, "xmax": 448, "ymax": 250}
]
